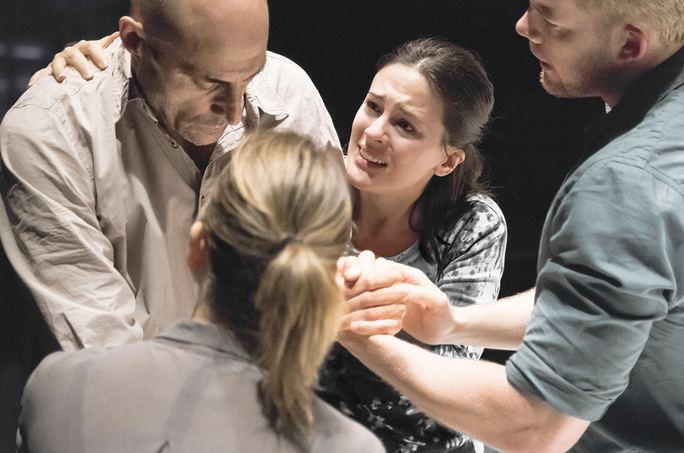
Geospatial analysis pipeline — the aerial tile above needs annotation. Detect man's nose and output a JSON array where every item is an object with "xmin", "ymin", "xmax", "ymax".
[
  {"xmin": 515, "ymin": 10, "xmax": 541, "ymax": 44},
  {"xmin": 211, "ymin": 87, "xmax": 245, "ymax": 125}
]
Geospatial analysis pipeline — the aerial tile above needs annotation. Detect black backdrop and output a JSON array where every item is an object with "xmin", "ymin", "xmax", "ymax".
[{"xmin": 0, "ymin": 3, "xmax": 605, "ymax": 449}]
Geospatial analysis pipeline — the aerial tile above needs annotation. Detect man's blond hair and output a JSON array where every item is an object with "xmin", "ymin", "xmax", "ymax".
[{"xmin": 576, "ymin": 0, "xmax": 684, "ymax": 44}]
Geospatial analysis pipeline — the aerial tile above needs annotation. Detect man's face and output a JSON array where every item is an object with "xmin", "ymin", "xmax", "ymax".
[
  {"xmin": 516, "ymin": 0, "xmax": 619, "ymax": 101},
  {"xmin": 136, "ymin": 38, "xmax": 266, "ymax": 147},
  {"xmin": 134, "ymin": 0, "xmax": 269, "ymax": 148}
]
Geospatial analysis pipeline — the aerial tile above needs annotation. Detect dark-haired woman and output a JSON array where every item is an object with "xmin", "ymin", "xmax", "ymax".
[{"xmin": 318, "ymin": 38, "xmax": 506, "ymax": 453}]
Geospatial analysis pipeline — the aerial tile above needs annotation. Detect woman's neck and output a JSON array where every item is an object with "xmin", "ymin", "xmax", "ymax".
[
  {"xmin": 192, "ymin": 297, "xmax": 215, "ymax": 324},
  {"xmin": 352, "ymin": 191, "xmax": 419, "ymax": 258}
]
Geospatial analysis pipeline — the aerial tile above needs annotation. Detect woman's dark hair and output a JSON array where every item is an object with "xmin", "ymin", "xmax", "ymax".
[{"xmin": 375, "ymin": 37, "xmax": 494, "ymax": 276}]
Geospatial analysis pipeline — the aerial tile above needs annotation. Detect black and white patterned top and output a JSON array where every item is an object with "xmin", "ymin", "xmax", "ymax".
[{"xmin": 318, "ymin": 193, "xmax": 507, "ymax": 453}]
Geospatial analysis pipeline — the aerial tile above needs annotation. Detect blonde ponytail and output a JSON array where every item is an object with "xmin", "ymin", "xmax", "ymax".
[
  {"xmin": 254, "ymin": 242, "xmax": 343, "ymax": 447},
  {"xmin": 198, "ymin": 130, "xmax": 351, "ymax": 449}
]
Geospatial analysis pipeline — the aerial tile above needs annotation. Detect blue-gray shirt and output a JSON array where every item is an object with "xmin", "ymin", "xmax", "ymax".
[{"xmin": 507, "ymin": 44, "xmax": 684, "ymax": 452}]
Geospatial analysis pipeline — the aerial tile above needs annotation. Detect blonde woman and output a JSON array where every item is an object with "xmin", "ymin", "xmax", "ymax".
[{"xmin": 18, "ymin": 131, "xmax": 385, "ymax": 453}]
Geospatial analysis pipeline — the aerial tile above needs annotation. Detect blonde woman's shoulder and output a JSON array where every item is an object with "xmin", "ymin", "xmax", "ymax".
[{"xmin": 310, "ymin": 396, "xmax": 386, "ymax": 453}]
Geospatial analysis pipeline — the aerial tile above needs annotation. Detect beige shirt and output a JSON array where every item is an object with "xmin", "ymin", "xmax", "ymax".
[{"xmin": 0, "ymin": 39, "xmax": 340, "ymax": 351}]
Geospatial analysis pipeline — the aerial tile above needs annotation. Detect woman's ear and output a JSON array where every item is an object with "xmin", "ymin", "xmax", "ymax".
[
  {"xmin": 188, "ymin": 222, "xmax": 210, "ymax": 273},
  {"xmin": 435, "ymin": 147, "xmax": 465, "ymax": 177},
  {"xmin": 119, "ymin": 16, "xmax": 146, "ymax": 57}
]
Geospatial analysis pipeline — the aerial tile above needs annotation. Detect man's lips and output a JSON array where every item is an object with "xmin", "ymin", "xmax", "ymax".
[{"xmin": 530, "ymin": 46, "xmax": 551, "ymax": 70}]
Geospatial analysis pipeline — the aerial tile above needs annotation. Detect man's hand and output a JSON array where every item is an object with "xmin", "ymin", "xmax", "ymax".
[
  {"xmin": 29, "ymin": 32, "xmax": 119, "ymax": 87},
  {"xmin": 336, "ymin": 251, "xmax": 457, "ymax": 344}
]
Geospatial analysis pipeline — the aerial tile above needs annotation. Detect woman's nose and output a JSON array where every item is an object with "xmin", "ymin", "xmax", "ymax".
[{"xmin": 365, "ymin": 116, "xmax": 387, "ymax": 142}]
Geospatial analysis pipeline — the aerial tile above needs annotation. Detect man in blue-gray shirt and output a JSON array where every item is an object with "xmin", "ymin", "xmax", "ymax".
[{"xmin": 337, "ymin": 1, "xmax": 684, "ymax": 452}]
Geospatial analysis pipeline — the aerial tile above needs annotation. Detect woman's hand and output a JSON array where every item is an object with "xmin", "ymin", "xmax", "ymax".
[
  {"xmin": 28, "ymin": 32, "xmax": 119, "ymax": 87},
  {"xmin": 336, "ymin": 251, "xmax": 456, "ymax": 344},
  {"xmin": 337, "ymin": 251, "xmax": 407, "ymax": 337}
]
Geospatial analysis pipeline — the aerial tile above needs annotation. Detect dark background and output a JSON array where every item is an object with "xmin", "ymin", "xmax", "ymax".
[{"xmin": 0, "ymin": 2, "xmax": 605, "ymax": 450}]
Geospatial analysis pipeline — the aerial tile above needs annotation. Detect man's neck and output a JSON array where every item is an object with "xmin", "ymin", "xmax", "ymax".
[
  {"xmin": 162, "ymin": 125, "xmax": 217, "ymax": 174},
  {"xmin": 183, "ymin": 142, "xmax": 216, "ymax": 174}
]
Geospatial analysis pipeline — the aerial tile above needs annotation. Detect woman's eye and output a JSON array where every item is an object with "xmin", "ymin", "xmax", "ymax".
[
  {"xmin": 397, "ymin": 120, "xmax": 415, "ymax": 133},
  {"xmin": 366, "ymin": 100, "xmax": 380, "ymax": 112}
]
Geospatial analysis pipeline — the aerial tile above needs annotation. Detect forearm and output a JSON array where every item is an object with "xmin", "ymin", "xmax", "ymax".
[
  {"xmin": 340, "ymin": 332, "xmax": 589, "ymax": 453},
  {"xmin": 445, "ymin": 289, "xmax": 534, "ymax": 350}
]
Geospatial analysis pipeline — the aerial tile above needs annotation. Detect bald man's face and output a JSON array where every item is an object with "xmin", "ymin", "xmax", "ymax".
[{"xmin": 134, "ymin": 0, "xmax": 269, "ymax": 147}]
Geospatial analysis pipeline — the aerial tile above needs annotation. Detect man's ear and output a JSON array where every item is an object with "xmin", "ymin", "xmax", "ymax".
[
  {"xmin": 618, "ymin": 24, "xmax": 650, "ymax": 66},
  {"xmin": 435, "ymin": 147, "xmax": 465, "ymax": 177},
  {"xmin": 188, "ymin": 222, "xmax": 211, "ymax": 273},
  {"xmin": 119, "ymin": 16, "xmax": 146, "ymax": 57}
]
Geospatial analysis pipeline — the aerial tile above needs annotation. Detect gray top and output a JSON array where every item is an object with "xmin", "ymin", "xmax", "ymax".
[
  {"xmin": 507, "ymin": 45, "xmax": 684, "ymax": 452},
  {"xmin": 19, "ymin": 319, "xmax": 386, "ymax": 453}
]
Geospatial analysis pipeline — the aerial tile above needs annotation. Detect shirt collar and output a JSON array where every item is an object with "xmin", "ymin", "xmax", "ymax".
[
  {"xmin": 243, "ymin": 54, "xmax": 290, "ymax": 129},
  {"xmin": 584, "ymin": 44, "xmax": 684, "ymax": 156},
  {"xmin": 111, "ymin": 39, "xmax": 133, "ymax": 123},
  {"xmin": 156, "ymin": 318, "xmax": 253, "ymax": 362}
]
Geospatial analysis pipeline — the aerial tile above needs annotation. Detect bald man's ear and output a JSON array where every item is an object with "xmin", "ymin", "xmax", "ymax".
[{"xmin": 119, "ymin": 16, "xmax": 146, "ymax": 57}]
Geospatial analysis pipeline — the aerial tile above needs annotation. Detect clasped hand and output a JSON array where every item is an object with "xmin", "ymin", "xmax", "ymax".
[{"xmin": 336, "ymin": 251, "xmax": 455, "ymax": 345}]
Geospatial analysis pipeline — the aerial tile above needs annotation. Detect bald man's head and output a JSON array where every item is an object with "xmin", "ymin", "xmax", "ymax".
[
  {"xmin": 120, "ymin": 0, "xmax": 269, "ymax": 149},
  {"xmin": 130, "ymin": 0, "xmax": 269, "ymax": 52}
]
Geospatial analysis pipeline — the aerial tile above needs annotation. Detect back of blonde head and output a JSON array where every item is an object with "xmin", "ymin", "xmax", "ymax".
[
  {"xmin": 575, "ymin": 0, "xmax": 684, "ymax": 44},
  {"xmin": 198, "ymin": 130, "xmax": 352, "ymax": 449}
]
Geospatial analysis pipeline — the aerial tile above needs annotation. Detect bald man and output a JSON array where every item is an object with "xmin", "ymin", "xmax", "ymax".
[{"xmin": 0, "ymin": 0, "xmax": 340, "ymax": 352}]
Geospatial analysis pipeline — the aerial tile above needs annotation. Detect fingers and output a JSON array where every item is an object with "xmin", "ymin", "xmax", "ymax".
[
  {"xmin": 339, "ymin": 283, "xmax": 413, "ymax": 338},
  {"xmin": 375, "ymin": 258, "xmax": 431, "ymax": 286},
  {"xmin": 341, "ymin": 253, "xmax": 405, "ymax": 300},
  {"xmin": 100, "ymin": 32, "xmax": 120, "ymax": 50},
  {"xmin": 345, "ymin": 283, "xmax": 411, "ymax": 312},
  {"xmin": 77, "ymin": 36, "xmax": 113, "ymax": 70},
  {"xmin": 344, "ymin": 250, "xmax": 375, "ymax": 284},
  {"xmin": 342, "ymin": 302, "xmax": 407, "ymax": 336},
  {"xmin": 40, "ymin": 33, "xmax": 118, "ymax": 85},
  {"xmin": 349, "ymin": 318, "xmax": 405, "ymax": 336},
  {"xmin": 338, "ymin": 256, "xmax": 362, "ymax": 286},
  {"xmin": 49, "ymin": 46, "xmax": 91, "ymax": 81},
  {"xmin": 28, "ymin": 67, "xmax": 54, "ymax": 87},
  {"xmin": 337, "ymin": 250, "xmax": 382, "ymax": 294}
]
